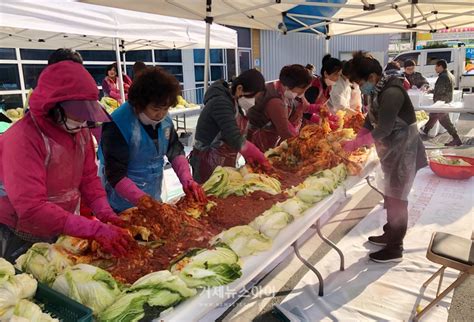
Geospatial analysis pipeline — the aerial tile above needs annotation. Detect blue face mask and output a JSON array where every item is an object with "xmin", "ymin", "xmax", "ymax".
[{"xmin": 360, "ymin": 81, "xmax": 375, "ymax": 95}]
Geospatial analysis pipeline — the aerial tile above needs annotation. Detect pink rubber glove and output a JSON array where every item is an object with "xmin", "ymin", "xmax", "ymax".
[
  {"xmin": 288, "ymin": 122, "xmax": 298, "ymax": 136},
  {"xmin": 114, "ymin": 177, "xmax": 146, "ymax": 205},
  {"xmin": 63, "ymin": 215, "xmax": 132, "ymax": 257},
  {"xmin": 309, "ymin": 113, "xmax": 321, "ymax": 124},
  {"xmin": 240, "ymin": 141, "xmax": 272, "ymax": 171},
  {"xmin": 342, "ymin": 127, "xmax": 374, "ymax": 152},
  {"xmin": 171, "ymin": 155, "xmax": 207, "ymax": 202},
  {"xmin": 89, "ymin": 197, "xmax": 126, "ymax": 227},
  {"xmin": 307, "ymin": 103, "xmax": 321, "ymax": 115}
]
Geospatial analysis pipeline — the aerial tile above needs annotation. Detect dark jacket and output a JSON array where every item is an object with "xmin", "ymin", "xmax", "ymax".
[
  {"xmin": 433, "ymin": 70, "xmax": 455, "ymax": 103},
  {"xmin": 365, "ymin": 77, "xmax": 416, "ymax": 140},
  {"xmin": 194, "ymin": 80, "xmax": 244, "ymax": 151},
  {"xmin": 404, "ymin": 71, "xmax": 429, "ymax": 89}
]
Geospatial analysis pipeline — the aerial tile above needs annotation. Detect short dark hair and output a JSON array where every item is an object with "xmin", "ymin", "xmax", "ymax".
[
  {"xmin": 436, "ymin": 59, "xmax": 448, "ymax": 69},
  {"xmin": 279, "ymin": 64, "xmax": 312, "ymax": 89},
  {"xmin": 128, "ymin": 67, "xmax": 180, "ymax": 112},
  {"xmin": 105, "ymin": 63, "xmax": 117, "ymax": 76},
  {"xmin": 404, "ymin": 59, "xmax": 416, "ymax": 68},
  {"xmin": 231, "ymin": 69, "xmax": 265, "ymax": 96},
  {"xmin": 321, "ymin": 54, "xmax": 343, "ymax": 77},
  {"xmin": 305, "ymin": 64, "xmax": 315, "ymax": 71},
  {"xmin": 347, "ymin": 51, "xmax": 383, "ymax": 82},
  {"xmin": 48, "ymin": 48, "xmax": 83, "ymax": 65},
  {"xmin": 133, "ymin": 61, "xmax": 147, "ymax": 77},
  {"xmin": 386, "ymin": 61, "xmax": 401, "ymax": 71},
  {"xmin": 341, "ymin": 60, "xmax": 351, "ymax": 77}
]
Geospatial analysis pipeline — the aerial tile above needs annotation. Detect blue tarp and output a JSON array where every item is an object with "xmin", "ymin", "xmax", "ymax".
[{"xmin": 284, "ymin": 0, "xmax": 346, "ymax": 35}]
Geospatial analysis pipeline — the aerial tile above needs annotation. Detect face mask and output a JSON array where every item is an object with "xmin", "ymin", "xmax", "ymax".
[
  {"xmin": 138, "ymin": 112, "xmax": 163, "ymax": 129},
  {"xmin": 62, "ymin": 118, "xmax": 87, "ymax": 133},
  {"xmin": 237, "ymin": 97, "xmax": 256, "ymax": 114},
  {"xmin": 284, "ymin": 89, "xmax": 298, "ymax": 100},
  {"xmin": 360, "ymin": 81, "xmax": 375, "ymax": 95},
  {"xmin": 325, "ymin": 78, "xmax": 336, "ymax": 86}
]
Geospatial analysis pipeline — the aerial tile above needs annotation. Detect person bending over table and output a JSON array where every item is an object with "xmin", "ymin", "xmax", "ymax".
[{"xmin": 343, "ymin": 51, "xmax": 427, "ymax": 263}]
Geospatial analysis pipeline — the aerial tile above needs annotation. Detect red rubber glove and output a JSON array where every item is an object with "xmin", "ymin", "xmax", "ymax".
[
  {"xmin": 342, "ymin": 127, "xmax": 374, "ymax": 152},
  {"xmin": 307, "ymin": 103, "xmax": 321, "ymax": 115},
  {"xmin": 309, "ymin": 113, "xmax": 320, "ymax": 124},
  {"xmin": 89, "ymin": 197, "xmax": 127, "ymax": 226},
  {"xmin": 240, "ymin": 141, "xmax": 272, "ymax": 171},
  {"xmin": 114, "ymin": 177, "xmax": 147, "ymax": 205},
  {"xmin": 63, "ymin": 215, "xmax": 132, "ymax": 257},
  {"xmin": 183, "ymin": 180, "xmax": 207, "ymax": 203},
  {"xmin": 172, "ymin": 155, "xmax": 207, "ymax": 203}
]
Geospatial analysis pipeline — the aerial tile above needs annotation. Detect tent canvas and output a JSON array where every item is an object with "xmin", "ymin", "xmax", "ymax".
[
  {"xmin": 79, "ymin": 0, "xmax": 474, "ymax": 36},
  {"xmin": 0, "ymin": 0, "xmax": 237, "ymax": 100},
  {"xmin": 0, "ymin": 0, "xmax": 237, "ymax": 50}
]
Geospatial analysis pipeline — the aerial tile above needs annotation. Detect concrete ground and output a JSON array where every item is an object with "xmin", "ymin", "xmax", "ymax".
[{"xmin": 177, "ymin": 113, "xmax": 473, "ymax": 322}]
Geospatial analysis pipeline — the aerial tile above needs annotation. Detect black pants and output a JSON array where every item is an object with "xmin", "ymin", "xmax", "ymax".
[
  {"xmin": 424, "ymin": 113, "xmax": 459, "ymax": 138},
  {"xmin": 0, "ymin": 225, "xmax": 34, "ymax": 263},
  {"xmin": 382, "ymin": 196, "xmax": 408, "ymax": 250}
]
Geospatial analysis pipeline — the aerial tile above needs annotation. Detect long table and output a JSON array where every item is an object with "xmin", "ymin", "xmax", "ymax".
[
  {"xmin": 159, "ymin": 152, "xmax": 379, "ymax": 321},
  {"xmin": 414, "ymin": 101, "xmax": 474, "ymax": 113},
  {"xmin": 168, "ymin": 106, "xmax": 202, "ymax": 131}
]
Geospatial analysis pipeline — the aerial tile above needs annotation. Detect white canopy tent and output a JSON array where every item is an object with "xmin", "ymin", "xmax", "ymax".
[
  {"xmin": 78, "ymin": 0, "xmax": 474, "ymax": 36},
  {"xmin": 79, "ymin": 0, "xmax": 474, "ymax": 87},
  {"xmin": 0, "ymin": 0, "xmax": 237, "ymax": 100}
]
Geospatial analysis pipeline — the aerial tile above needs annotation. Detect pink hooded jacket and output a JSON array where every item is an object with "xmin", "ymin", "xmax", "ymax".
[{"xmin": 0, "ymin": 61, "xmax": 112, "ymax": 238}]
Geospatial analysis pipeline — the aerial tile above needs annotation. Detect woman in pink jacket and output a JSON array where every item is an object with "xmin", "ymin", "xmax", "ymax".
[
  {"xmin": 101, "ymin": 63, "xmax": 132, "ymax": 104},
  {"xmin": 0, "ymin": 61, "xmax": 131, "ymax": 262}
]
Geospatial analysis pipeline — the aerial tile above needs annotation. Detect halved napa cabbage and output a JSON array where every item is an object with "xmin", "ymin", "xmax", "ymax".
[{"xmin": 211, "ymin": 225, "xmax": 272, "ymax": 257}]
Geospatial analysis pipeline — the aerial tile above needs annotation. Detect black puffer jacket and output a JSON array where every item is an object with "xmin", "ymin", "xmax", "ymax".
[{"xmin": 194, "ymin": 80, "xmax": 245, "ymax": 150}]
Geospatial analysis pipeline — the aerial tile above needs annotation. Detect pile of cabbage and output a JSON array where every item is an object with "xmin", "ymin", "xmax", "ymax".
[
  {"xmin": 0, "ymin": 258, "xmax": 58, "ymax": 321},
  {"xmin": 14, "ymin": 240, "xmax": 243, "ymax": 321},
  {"xmin": 211, "ymin": 164, "xmax": 348, "ymax": 256},
  {"xmin": 14, "ymin": 163, "xmax": 348, "ymax": 320},
  {"xmin": 202, "ymin": 166, "xmax": 281, "ymax": 197}
]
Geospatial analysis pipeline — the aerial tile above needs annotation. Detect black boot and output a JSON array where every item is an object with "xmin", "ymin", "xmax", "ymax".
[
  {"xmin": 445, "ymin": 135, "xmax": 462, "ymax": 146},
  {"xmin": 369, "ymin": 246, "xmax": 403, "ymax": 263}
]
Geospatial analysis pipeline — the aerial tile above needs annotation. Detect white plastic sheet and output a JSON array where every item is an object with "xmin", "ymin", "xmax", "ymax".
[{"xmin": 279, "ymin": 168, "xmax": 473, "ymax": 321}]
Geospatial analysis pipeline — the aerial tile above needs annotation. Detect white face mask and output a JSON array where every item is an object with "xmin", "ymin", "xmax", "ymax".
[
  {"xmin": 325, "ymin": 78, "xmax": 336, "ymax": 86},
  {"xmin": 237, "ymin": 97, "xmax": 256, "ymax": 114},
  {"xmin": 138, "ymin": 112, "xmax": 163, "ymax": 129},
  {"xmin": 284, "ymin": 89, "xmax": 298, "ymax": 101},
  {"xmin": 62, "ymin": 118, "xmax": 87, "ymax": 133}
]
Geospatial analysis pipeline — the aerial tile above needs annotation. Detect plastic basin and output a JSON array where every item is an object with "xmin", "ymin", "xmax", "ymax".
[{"xmin": 429, "ymin": 155, "xmax": 474, "ymax": 180}]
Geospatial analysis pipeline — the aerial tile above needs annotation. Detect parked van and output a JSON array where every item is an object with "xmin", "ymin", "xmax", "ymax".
[{"xmin": 390, "ymin": 47, "xmax": 474, "ymax": 91}]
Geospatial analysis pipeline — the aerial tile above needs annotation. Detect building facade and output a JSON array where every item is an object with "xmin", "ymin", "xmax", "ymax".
[{"xmin": 0, "ymin": 29, "xmax": 390, "ymax": 109}]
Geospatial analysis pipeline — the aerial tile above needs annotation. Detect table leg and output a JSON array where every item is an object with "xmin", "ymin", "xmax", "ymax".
[{"xmin": 292, "ymin": 240, "xmax": 324, "ymax": 296}]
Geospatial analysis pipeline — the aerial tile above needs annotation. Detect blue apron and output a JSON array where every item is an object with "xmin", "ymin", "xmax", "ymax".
[{"xmin": 98, "ymin": 102, "xmax": 171, "ymax": 212}]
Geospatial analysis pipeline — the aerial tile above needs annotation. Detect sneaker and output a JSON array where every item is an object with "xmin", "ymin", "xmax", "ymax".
[
  {"xmin": 369, "ymin": 248, "xmax": 403, "ymax": 263},
  {"xmin": 368, "ymin": 235, "xmax": 388, "ymax": 246},
  {"xmin": 445, "ymin": 138, "xmax": 462, "ymax": 146}
]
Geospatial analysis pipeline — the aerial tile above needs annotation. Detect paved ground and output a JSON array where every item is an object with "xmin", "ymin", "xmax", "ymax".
[{"xmin": 178, "ymin": 113, "xmax": 473, "ymax": 322}]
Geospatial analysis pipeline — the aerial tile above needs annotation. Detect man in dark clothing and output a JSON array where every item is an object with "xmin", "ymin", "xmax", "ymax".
[
  {"xmin": 403, "ymin": 59, "xmax": 429, "ymax": 89},
  {"xmin": 190, "ymin": 69, "xmax": 271, "ymax": 183},
  {"xmin": 422, "ymin": 60, "xmax": 462, "ymax": 146}
]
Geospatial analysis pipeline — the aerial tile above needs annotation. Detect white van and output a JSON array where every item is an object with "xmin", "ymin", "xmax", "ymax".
[{"xmin": 391, "ymin": 47, "xmax": 474, "ymax": 91}]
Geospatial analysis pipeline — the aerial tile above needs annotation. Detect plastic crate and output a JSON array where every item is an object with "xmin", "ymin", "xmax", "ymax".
[{"xmin": 34, "ymin": 282, "xmax": 93, "ymax": 322}]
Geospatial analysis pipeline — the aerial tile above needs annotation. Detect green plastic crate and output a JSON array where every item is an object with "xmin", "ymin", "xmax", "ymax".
[{"xmin": 34, "ymin": 282, "xmax": 93, "ymax": 322}]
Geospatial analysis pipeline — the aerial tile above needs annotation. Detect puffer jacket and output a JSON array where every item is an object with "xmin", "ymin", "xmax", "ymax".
[{"xmin": 0, "ymin": 61, "xmax": 110, "ymax": 237}]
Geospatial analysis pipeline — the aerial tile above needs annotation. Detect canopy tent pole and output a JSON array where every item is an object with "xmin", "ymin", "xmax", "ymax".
[
  {"xmin": 235, "ymin": 48, "xmax": 239, "ymax": 77},
  {"xmin": 325, "ymin": 23, "xmax": 330, "ymax": 55},
  {"xmin": 121, "ymin": 40, "xmax": 127, "ymax": 75},
  {"xmin": 114, "ymin": 37, "xmax": 126, "ymax": 103},
  {"xmin": 203, "ymin": 0, "xmax": 212, "ymax": 92}
]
